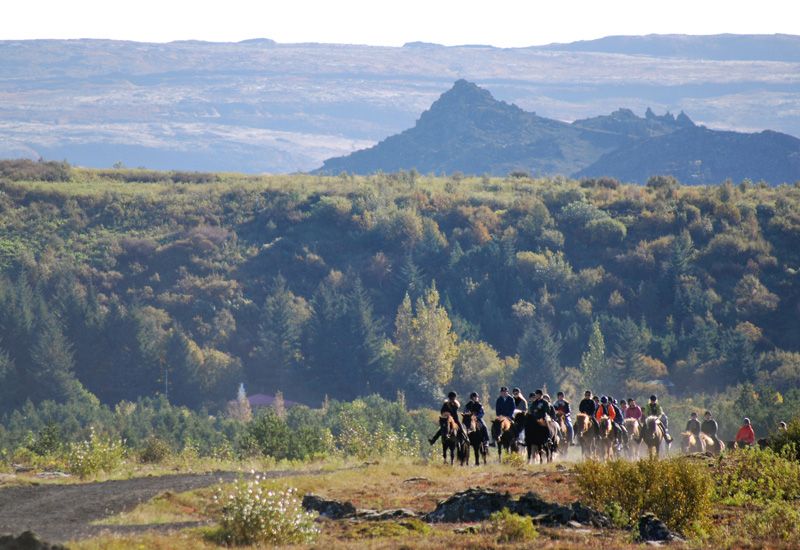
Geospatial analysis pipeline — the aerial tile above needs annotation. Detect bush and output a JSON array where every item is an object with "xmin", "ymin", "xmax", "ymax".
[
  {"xmin": 66, "ymin": 427, "xmax": 125, "ymax": 479},
  {"xmin": 714, "ymin": 447, "xmax": 800, "ymax": 503},
  {"xmin": 214, "ymin": 478, "xmax": 318, "ymax": 545},
  {"xmin": 768, "ymin": 418, "xmax": 800, "ymax": 461},
  {"xmin": 487, "ymin": 508, "xmax": 538, "ymax": 543},
  {"xmin": 575, "ymin": 458, "xmax": 713, "ymax": 534},
  {"xmin": 139, "ymin": 436, "xmax": 172, "ymax": 464},
  {"xmin": 743, "ymin": 501, "xmax": 800, "ymax": 541}
]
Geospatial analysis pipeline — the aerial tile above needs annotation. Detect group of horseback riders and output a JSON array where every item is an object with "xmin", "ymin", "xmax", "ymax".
[{"xmin": 427, "ymin": 385, "xmax": 745, "ymax": 462}]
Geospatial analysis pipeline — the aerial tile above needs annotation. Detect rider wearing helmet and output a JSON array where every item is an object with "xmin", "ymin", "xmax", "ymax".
[
  {"xmin": 429, "ymin": 391, "xmax": 461, "ymax": 445},
  {"xmin": 686, "ymin": 412, "xmax": 701, "ymax": 437},
  {"xmin": 529, "ymin": 389, "xmax": 550, "ymax": 420},
  {"xmin": 645, "ymin": 394, "xmax": 673, "ymax": 443},
  {"xmin": 609, "ymin": 397, "xmax": 629, "ymax": 448},
  {"xmin": 465, "ymin": 391, "xmax": 490, "ymax": 446},
  {"xmin": 553, "ymin": 391, "xmax": 574, "ymax": 445},
  {"xmin": 512, "ymin": 387, "xmax": 528, "ymax": 413}
]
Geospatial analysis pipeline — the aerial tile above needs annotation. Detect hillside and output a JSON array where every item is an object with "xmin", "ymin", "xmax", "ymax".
[
  {"xmin": 318, "ymin": 81, "xmax": 800, "ymax": 184},
  {"xmin": 1, "ymin": 35, "xmax": 800, "ymax": 172},
  {"xmin": 1, "ymin": 166, "xmax": 800, "ymax": 428},
  {"xmin": 577, "ymin": 126, "xmax": 800, "ymax": 184}
]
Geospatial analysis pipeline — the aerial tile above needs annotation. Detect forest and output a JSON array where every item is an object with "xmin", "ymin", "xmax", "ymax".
[{"xmin": 1, "ymin": 160, "xmax": 800, "ymax": 445}]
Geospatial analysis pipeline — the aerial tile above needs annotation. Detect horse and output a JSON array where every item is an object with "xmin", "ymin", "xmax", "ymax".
[
  {"xmin": 681, "ymin": 431, "xmax": 706, "ymax": 454},
  {"xmin": 555, "ymin": 411, "xmax": 569, "ymax": 458},
  {"xmin": 574, "ymin": 413, "xmax": 596, "ymax": 459},
  {"xmin": 437, "ymin": 413, "xmax": 461, "ymax": 464},
  {"xmin": 491, "ymin": 415, "xmax": 519, "ymax": 461},
  {"xmin": 702, "ymin": 433, "xmax": 724, "ymax": 456},
  {"xmin": 596, "ymin": 416, "xmax": 616, "ymax": 461},
  {"xmin": 524, "ymin": 413, "xmax": 558, "ymax": 464},
  {"xmin": 623, "ymin": 418, "xmax": 641, "ymax": 460},
  {"xmin": 641, "ymin": 415, "xmax": 665, "ymax": 458},
  {"xmin": 461, "ymin": 412, "xmax": 487, "ymax": 466}
]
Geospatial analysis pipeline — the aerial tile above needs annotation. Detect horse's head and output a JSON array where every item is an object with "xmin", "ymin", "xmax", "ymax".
[
  {"xmin": 461, "ymin": 412, "xmax": 475, "ymax": 431},
  {"xmin": 598, "ymin": 416, "xmax": 613, "ymax": 439},
  {"xmin": 574, "ymin": 413, "xmax": 588, "ymax": 433}
]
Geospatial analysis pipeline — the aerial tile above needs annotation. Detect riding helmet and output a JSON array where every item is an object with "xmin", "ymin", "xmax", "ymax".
[{"xmin": 448, "ymin": 391, "xmax": 457, "ymax": 399}]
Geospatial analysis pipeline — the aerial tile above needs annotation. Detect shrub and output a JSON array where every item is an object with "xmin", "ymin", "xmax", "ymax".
[
  {"xmin": 714, "ymin": 447, "xmax": 800, "ymax": 503},
  {"xmin": 743, "ymin": 501, "xmax": 800, "ymax": 541},
  {"xmin": 487, "ymin": 508, "xmax": 538, "ymax": 543},
  {"xmin": 214, "ymin": 478, "xmax": 318, "ymax": 545},
  {"xmin": 66, "ymin": 428, "xmax": 125, "ymax": 479},
  {"xmin": 768, "ymin": 418, "xmax": 800, "ymax": 461},
  {"xmin": 575, "ymin": 458, "xmax": 713, "ymax": 534},
  {"xmin": 139, "ymin": 436, "xmax": 172, "ymax": 464}
]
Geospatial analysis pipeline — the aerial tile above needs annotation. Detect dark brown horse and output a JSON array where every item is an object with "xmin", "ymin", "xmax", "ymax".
[
  {"xmin": 491, "ymin": 415, "xmax": 519, "ymax": 460},
  {"xmin": 574, "ymin": 413, "xmax": 596, "ymax": 459},
  {"xmin": 461, "ymin": 412, "xmax": 487, "ymax": 466},
  {"xmin": 524, "ymin": 413, "xmax": 558, "ymax": 464},
  {"xmin": 596, "ymin": 416, "xmax": 616, "ymax": 461},
  {"xmin": 641, "ymin": 416, "xmax": 665, "ymax": 458},
  {"xmin": 437, "ymin": 413, "xmax": 461, "ymax": 464}
]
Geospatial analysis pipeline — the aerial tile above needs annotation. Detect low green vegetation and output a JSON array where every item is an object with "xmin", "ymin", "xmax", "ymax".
[
  {"xmin": 575, "ymin": 458, "xmax": 714, "ymax": 533},
  {"xmin": 487, "ymin": 508, "xmax": 539, "ymax": 543}
]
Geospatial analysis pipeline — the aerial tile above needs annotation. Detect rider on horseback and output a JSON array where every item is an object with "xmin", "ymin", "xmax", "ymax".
[
  {"xmin": 465, "ymin": 391, "xmax": 490, "ymax": 447},
  {"xmin": 609, "ymin": 396, "xmax": 629, "ymax": 449},
  {"xmin": 596, "ymin": 396, "xmax": 625, "ymax": 449},
  {"xmin": 701, "ymin": 411, "xmax": 720, "ymax": 448},
  {"xmin": 429, "ymin": 391, "xmax": 461, "ymax": 445},
  {"xmin": 645, "ymin": 394, "xmax": 673, "ymax": 443},
  {"xmin": 493, "ymin": 387, "xmax": 516, "ymax": 446},
  {"xmin": 553, "ymin": 391, "xmax": 574, "ymax": 445},
  {"xmin": 686, "ymin": 412, "xmax": 701, "ymax": 436},
  {"xmin": 529, "ymin": 389, "xmax": 550, "ymax": 419},
  {"xmin": 512, "ymin": 387, "xmax": 527, "ymax": 412}
]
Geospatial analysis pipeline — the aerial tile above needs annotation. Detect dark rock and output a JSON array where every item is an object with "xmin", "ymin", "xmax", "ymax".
[
  {"xmin": 0, "ymin": 531, "xmax": 66, "ymax": 550},
  {"xmin": 638, "ymin": 513, "xmax": 684, "ymax": 542},
  {"xmin": 572, "ymin": 501, "xmax": 612, "ymax": 528},
  {"xmin": 302, "ymin": 493, "xmax": 357, "ymax": 519},
  {"xmin": 424, "ymin": 487, "xmax": 513, "ymax": 523}
]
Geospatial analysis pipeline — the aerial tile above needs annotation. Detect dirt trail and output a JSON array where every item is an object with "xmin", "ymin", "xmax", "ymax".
[{"xmin": 0, "ymin": 469, "xmax": 322, "ymax": 543}]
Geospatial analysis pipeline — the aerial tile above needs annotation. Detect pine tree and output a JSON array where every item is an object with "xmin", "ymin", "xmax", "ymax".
[
  {"xmin": 347, "ymin": 278, "xmax": 385, "ymax": 393},
  {"xmin": 517, "ymin": 316, "xmax": 562, "ymax": 392},
  {"xmin": 579, "ymin": 320, "xmax": 607, "ymax": 393}
]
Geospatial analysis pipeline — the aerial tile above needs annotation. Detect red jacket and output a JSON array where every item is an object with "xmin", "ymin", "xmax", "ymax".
[
  {"xmin": 596, "ymin": 404, "xmax": 616, "ymax": 421},
  {"xmin": 625, "ymin": 405, "xmax": 642, "ymax": 420},
  {"xmin": 735, "ymin": 425, "xmax": 755, "ymax": 445}
]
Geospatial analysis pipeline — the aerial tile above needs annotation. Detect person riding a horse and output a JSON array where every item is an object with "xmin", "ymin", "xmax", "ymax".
[
  {"xmin": 609, "ymin": 396, "xmax": 629, "ymax": 448},
  {"xmin": 701, "ymin": 411, "xmax": 719, "ymax": 445},
  {"xmin": 465, "ymin": 392, "xmax": 490, "ymax": 446},
  {"xmin": 493, "ymin": 386, "xmax": 516, "ymax": 445},
  {"xmin": 512, "ymin": 387, "xmax": 527, "ymax": 413},
  {"xmin": 686, "ymin": 412, "xmax": 701, "ymax": 437},
  {"xmin": 529, "ymin": 389, "xmax": 549, "ymax": 419},
  {"xmin": 429, "ymin": 391, "xmax": 461, "ymax": 445},
  {"xmin": 645, "ymin": 394, "xmax": 673, "ymax": 443},
  {"xmin": 735, "ymin": 417, "xmax": 756, "ymax": 447},
  {"xmin": 625, "ymin": 398, "xmax": 642, "ymax": 421},
  {"xmin": 553, "ymin": 391, "xmax": 574, "ymax": 445},
  {"xmin": 595, "ymin": 395, "xmax": 624, "ymax": 449}
]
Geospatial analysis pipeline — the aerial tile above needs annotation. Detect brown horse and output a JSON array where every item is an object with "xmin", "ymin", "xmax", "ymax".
[
  {"xmin": 574, "ymin": 413, "xmax": 596, "ymax": 459},
  {"xmin": 491, "ymin": 415, "xmax": 519, "ymax": 461},
  {"xmin": 641, "ymin": 416, "xmax": 665, "ymax": 458},
  {"xmin": 702, "ymin": 433, "xmax": 724, "ymax": 456},
  {"xmin": 623, "ymin": 418, "xmax": 641, "ymax": 460},
  {"xmin": 681, "ymin": 431, "xmax": 706, "ymax": 454},
  {"xmin": 555, "ymin": 411, "xmax": 569, "ymax": 458},
  {"xmin": 437, "ymin": 413, "xmax": 461, "ymax": 464},
  {"xmin": 461, "ymin": 412, "xmax": 487, "ymax": 466},
  {"xmin": 596, "ymin": 416, "xmax": 616, "ymax": 461}
]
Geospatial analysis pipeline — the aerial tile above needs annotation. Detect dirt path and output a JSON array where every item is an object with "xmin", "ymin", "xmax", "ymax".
[{"xmin": 0, "ymin": 469, "xmax": 322, "ymax": 543}]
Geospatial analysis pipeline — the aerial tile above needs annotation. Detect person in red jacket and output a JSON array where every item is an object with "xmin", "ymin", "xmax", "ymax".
[{"xmin": 735, "ymin": 417, "xmax": 756, "ymax": 448}]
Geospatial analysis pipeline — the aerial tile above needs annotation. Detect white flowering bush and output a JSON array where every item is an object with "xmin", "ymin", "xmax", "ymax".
[
  {"xmin": 214, "ymin": 475, "xmax": 319, "ymax": 545},
  {"xmin": 66, "ymin": 427, "xmax": 125, "ymax": 479}
]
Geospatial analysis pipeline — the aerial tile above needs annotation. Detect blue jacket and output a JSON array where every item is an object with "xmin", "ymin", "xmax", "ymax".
[{"xmin": 495, "ymin": 395, "xmax": 516, "ymax": 418}]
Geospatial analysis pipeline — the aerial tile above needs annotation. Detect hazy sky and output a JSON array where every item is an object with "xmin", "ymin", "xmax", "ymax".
[{"xmin": 2, "ymin": 0, "xmax": 797, "ymax": 46}]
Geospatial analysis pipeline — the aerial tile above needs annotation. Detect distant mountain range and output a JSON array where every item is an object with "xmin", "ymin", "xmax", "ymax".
[
  {"xmin": 318, "ymin": 80, "xmax": 800, "ymax": 184},
  {"xmin": 1, "ymin": 35, "xmax": 799, "ymax": 173}
]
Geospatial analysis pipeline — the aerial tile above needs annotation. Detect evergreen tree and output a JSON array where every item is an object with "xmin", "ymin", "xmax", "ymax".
[
  {"xmin": 307, "ymin": 275, "xmax": 351, "ymax": 398},
  {"xmin": 347, "ymin": 278, "xmax": 386, "ymax": 394},
  {"xmin": 517, "ymin": 316, "xmax": 562, "ymax": 393},
  {"xmin": 251, "ymin": 275, "xmax": 311, "ymax": 392},
  {"xmin": 579, "ymin": 320, "xmax": 606, "ymax": 392}
]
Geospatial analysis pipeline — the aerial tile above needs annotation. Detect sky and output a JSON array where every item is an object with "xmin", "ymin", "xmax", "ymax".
[{"xmin": 2, "ymin": 0, "xmax": 797, "ymax": 47}]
